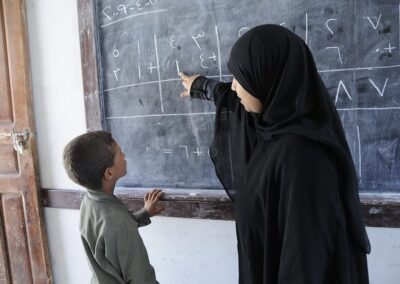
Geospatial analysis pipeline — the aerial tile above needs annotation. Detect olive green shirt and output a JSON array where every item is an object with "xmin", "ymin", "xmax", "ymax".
[{"xmin": 80, "ymin": 189, "xmax": 158, "ymax": 284}]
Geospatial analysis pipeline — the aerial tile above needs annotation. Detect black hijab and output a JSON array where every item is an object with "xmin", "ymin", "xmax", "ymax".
[{"xmin": 210, "ymin": 24, "xmax": 370, "ymax": 253}]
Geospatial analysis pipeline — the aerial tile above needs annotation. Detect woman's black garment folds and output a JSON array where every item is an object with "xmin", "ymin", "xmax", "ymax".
[
  {"xmin": 235, "ymin": 134, "xmax": 369, "ymax": 284},
  {"xmin": 227, "ymin": 25, "xmax": 369, "ymax": 257},
  {"xmin": 190, "ymin": 75, "xmax": 369, "ymax": 283}
]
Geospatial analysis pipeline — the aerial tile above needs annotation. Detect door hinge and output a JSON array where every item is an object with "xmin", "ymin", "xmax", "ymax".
[{"xmin": 0, "ymin": 129, "xmax": 30, "ymax": 154}]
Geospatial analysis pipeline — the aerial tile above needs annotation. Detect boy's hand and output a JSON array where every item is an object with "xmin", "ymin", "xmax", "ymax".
[
  {"xmin": 179, "ymin": 72, "xmax": 199, "ymax": 97},
  {"xmin": 144, "ymin": 189, "xmax": 164, "ymax": 217}
]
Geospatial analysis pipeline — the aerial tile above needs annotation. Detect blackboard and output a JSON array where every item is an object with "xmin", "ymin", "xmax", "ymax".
[{"xmin": 93, "ymin": 0, "xmax": 400, "ymax": 192}]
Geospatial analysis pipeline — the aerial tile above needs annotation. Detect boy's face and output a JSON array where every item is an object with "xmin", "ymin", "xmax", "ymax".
[{"xmin": 111, "ymin": 143, "xmax": 127, "ymax": 179}]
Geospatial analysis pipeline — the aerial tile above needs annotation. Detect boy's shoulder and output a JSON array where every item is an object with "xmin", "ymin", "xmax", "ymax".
[{"xmin": 80, "ymin": 192, "xmax": 137, "ymax": 235}]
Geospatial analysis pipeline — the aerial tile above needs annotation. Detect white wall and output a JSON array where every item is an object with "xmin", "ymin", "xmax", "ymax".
[{"xmin": 25, "ymin": 0, "xmax": 400, "ymax": 283}]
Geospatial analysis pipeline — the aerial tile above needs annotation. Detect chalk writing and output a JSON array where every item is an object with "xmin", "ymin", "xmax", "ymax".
[
  {"xmin": 325, "ymin": 19, "xmax": 337, "ymax": 35},
  {"xmin": 363, "ymin": 14, "xmax": 381, "ymax": 30},
  {"xmin": 335, "ymin": 80, "xmax": 352, "ymax": 104},
  {"xmin": 325, "ymin": 46, "xmax": 343, "ymax": 64},
  {"xmin": 191, "ymin": 32, "xmax": 205, "ymax": 51},
  {"xmin": 96, "ymin": 0, "xmax": 400, "ymax": 191},
  {"xmin": 368, "ymin": 78, "xmax": 388, "ymax": 97}
]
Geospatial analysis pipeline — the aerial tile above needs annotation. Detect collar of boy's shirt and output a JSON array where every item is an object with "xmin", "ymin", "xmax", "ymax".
[{"xmin": 86, "ymin": 189, "xmax": 124, "ymax": 206}]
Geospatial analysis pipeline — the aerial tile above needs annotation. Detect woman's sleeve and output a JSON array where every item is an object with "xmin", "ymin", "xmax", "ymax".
[
  {"xmin": 190, "ymin": 76, "xmax": 241, "ymax": 112},
  {"xmin": 276, "ymin": 142, "xmax": 341, "ymax": 283}
]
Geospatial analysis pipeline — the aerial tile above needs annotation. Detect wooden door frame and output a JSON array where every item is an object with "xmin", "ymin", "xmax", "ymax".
[{"xmin": 0, "ymin": 0, "xmax": 52, "ymax": 282}]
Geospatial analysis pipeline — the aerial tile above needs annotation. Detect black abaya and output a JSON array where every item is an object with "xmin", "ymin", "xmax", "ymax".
[
  {"xmin": 235, "ymin": 135, "xmax": 369, "ymax": 283},
  {"xmin": 189, "ymin": 24, "xmax": 370, "ymax": 283}
]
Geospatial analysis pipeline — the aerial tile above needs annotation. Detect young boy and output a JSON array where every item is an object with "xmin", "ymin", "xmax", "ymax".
[{"xmin": 63, "ymin": 131, "xmax": 163, "ymax": 284}]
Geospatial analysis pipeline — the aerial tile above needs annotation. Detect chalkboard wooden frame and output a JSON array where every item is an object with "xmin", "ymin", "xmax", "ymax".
[
  {"xmin": 78, "ymin": 0, "xmax": 102, "ymax": 131},
  {"xmin": 70, "ymin": 0, "xmax": 400, "ymax": 226},
  {"xmin": 42, "ymin": 188, "xmax": 400, "ymax": 227}
]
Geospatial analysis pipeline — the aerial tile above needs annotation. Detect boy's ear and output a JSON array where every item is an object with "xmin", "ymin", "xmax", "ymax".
[{"xmin": 103, "ymin": 167, "xmax": 114, "ymax": 181}]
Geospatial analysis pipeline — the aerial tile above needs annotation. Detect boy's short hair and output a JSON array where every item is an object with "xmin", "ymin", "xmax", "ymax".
[{"xmin": 63, "ymin": 131, "xmax": 116, "ymax": 190}]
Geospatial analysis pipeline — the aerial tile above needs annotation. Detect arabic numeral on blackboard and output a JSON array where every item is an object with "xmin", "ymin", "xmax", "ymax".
[
  {"xmin": 113, "ymin": 68, "xmax": 121, "ymax": 81},
  {"xmin": 102, "ymin": 6, "xmax": 112, "ymax": 21},
  {"xmin": 326, "ymin": 18, "xmax": 338, "ymax": 35},
  {"xmin": 135, "ymin": 0, "xmax": 144, "ymax": 11},
  {"xmin": 113, "ymin": 49, "xmax": 120, "ymax": 58},
  {"xmin": 199, "ymin": 52, "xmax": 217, "ymax": 69},
  {"xmin": 117, "ymin": 5, "xmax": 127, "ymax": 15},
  {"xmin": 170, "ymin": 36, "xmax": 177, "ymax": 48},
  {"xmin": 175, "ymin": 61, "xmax": 180, "ymax": 74},
  {"xmin": 199, "ymin": 53, "xmax": 208, "ymax": 68},
  {"xmin": 192, "ymin": 32, "xmax": 205, "ymax": 51},
  {"xmin": 135, "ymin": 0, "xmax": 156, "ymax": 11},
  {"xmin": 102, "ymin": 1, "xmax": 157, "ymax": 21}
]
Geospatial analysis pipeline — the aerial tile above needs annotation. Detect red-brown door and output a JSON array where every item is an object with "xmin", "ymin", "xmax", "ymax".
[{"xmin": 0, "ymin": 0, "xmax": 52, "ymax": 283}]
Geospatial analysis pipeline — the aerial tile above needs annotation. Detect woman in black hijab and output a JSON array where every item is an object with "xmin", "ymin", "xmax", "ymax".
[{"xmin": 180, "ymin": 24, "xmax": 370, "ymax": 283}]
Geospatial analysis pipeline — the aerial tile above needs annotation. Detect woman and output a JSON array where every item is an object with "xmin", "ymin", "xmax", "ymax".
[{"xmin": 180, "ymin": 25, "xmax": 370, "ymax": 283}]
